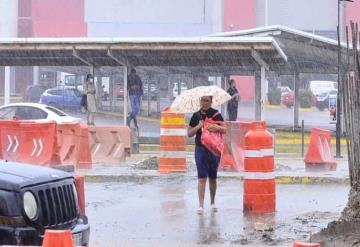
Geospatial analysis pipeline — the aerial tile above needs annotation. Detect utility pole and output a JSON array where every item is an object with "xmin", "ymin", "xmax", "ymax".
[{"xmin": 336, "ymin": 0, "xmax": 353, "ymax": 158}]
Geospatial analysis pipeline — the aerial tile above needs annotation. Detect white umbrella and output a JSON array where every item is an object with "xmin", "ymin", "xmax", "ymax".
[{"xmin": 170, "ymin": 85, "xmax": 231, "ymax": 113}]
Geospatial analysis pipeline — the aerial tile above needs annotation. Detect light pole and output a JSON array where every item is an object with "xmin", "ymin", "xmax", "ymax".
[
  {"xmin": 336, "ymin": 0, "xmax": 353, "ymax": 158},
  {"xmin": 265, "ymin": 0, "xmax": 268, "ymax": 26}
]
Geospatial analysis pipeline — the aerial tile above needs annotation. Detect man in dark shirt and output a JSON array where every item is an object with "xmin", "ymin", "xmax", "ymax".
[
  {"xmin": 188, "ymin": 95, "xmax": 226, "ymax": 214},
  {"xmin": 127, "ymin": 68, "xmax": 143, "ymax": 130},
  {"xmin": 226, "ymin": 79, "xmax": 240, "ymax": 121}
]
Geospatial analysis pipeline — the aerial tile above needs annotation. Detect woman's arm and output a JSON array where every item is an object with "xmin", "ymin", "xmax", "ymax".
[
  {"xmin": 83, "ymin": 83, "xmax": 88, "ymax": 94},
  {"xmin": 188, "ymin": 121, "xmax": 203, "ymax": 137},
  {"xmin": 207, "ymin": 122, "xmax": 227, "ymax": 134}
]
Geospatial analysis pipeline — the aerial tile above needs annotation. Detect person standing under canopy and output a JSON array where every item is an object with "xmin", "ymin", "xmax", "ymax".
[
  {"xmin": 226, "ymin": 79, "xmax": 240, "ymax": 121},
  {"xmin": 83, "ymin": 73, "xmax": 97, "ymax": 125},
  {"xmin": 127, "ymin": 68, "xmax": 143, "ymax": 131}
]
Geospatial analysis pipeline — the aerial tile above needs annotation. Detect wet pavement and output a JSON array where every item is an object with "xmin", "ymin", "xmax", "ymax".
[
  {"xmin": 76, "ymin": 154, "xmax": 350, "ymax": 184},
  {"xmin": 85, "ymin": 179, "xmax": 349, "ymax": 246},
  {"xmin": 73, "ymin": 135, "xmax": 350, "ymax": 246}
]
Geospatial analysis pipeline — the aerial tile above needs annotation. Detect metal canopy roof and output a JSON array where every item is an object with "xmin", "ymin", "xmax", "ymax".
[
  {"xmin": 0, "ymin": 36, "xmax": 286, "ymax": 75},
  {"xmin": 212, "ymin": 25, "xmax": 347, "ymax": 74},
  {"xmin": 0, "ymin": 26, "xmax": 346, "ymax": 75}
]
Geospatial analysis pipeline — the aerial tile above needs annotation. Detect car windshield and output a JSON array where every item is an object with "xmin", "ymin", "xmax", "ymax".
[
  {"xmin": 279, "ymin": 87, "xmax": 290, "ymax": 92},
  {"xmin": 45, "ymin": 106, "xmax": 68, "ymax": 116},
  {"xmin": 318, "ymin": 92, "xmax": 328, "ymax": 97},
  {"xmin": 311, "ymin": 83, "xmax": 335, "ymax": 91}
]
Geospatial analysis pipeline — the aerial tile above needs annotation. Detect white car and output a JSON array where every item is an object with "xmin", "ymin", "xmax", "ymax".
[
  {"xmin": 0, "ymin": 103, "xmax": 81, "ymax": 123},
  {"xmin": 172, "ymin": 82, "xmax": 188, "ymax": 99}
]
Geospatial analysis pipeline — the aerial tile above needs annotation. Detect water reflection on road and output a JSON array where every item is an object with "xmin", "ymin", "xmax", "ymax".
[{"xmin": 86, "ymin": 179, "xmax": 348, "ymax": 246}]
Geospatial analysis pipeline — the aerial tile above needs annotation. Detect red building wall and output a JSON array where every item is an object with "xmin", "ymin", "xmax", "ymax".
[
  {"xmin": 18, "ymin": 0, "xmax": 87, "ymax": 37},
  {"xmin": 345, "ymin": 1, "xmax": 360, "ymax": 31},
  {"xmin": 223, "ymin": 0, "xmax": 256, "ymax": 102},
  {"xmin": 16, "ymin": 0, "xmax": 87, "ymax": 96},
  {"xmin": 223, "ymin": 0, "xmax": 256, "ymax": 31}
]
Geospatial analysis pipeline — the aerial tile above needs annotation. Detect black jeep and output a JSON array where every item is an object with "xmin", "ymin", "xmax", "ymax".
[{"xmin": 0, "ymin": 162, "xmax": 90, "ymax": 246}]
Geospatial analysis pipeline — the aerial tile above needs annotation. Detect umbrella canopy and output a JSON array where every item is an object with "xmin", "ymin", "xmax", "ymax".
[{"xmin": 170, "ymin": 85, "xmax": 231, "ymax": 113}]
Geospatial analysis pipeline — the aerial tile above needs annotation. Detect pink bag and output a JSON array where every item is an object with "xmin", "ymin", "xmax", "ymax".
[{"xmin": 201, "ymin": 113, "xmax": 224, "ymax": 156}]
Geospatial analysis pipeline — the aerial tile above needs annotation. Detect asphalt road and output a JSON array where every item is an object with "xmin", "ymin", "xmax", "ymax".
[
  {"xmin": 71, "ymin": 98, "xmax": 335, "ymax": 137},
  {"xmin": 85, "ymin": 180, "xmax": 348, "ymax": 246},
  {"xmin": 99, "ymin": 98, "xmax": 334, "ymax": 129}
]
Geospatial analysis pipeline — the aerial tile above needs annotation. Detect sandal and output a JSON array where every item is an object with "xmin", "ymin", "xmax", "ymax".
[
  {"xmin": 211, "ymin": 204, "xmax": 218, "ymax": 212},
  {"xmin": 197, "ymin": 207, "xmax": 204, "ymax": 214}
]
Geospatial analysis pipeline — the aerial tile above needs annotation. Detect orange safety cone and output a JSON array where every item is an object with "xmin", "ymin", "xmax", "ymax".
[
  {"xmin": 293, "ymin": 241, "xmax": 321, "ymax": 247},
  {"xmin": 304, "ymin": 128, "xmax": 337, "ymax": 171},
  {"xmin": 42, "ymin": 229, "xmax": 74, "ymax": 247}
]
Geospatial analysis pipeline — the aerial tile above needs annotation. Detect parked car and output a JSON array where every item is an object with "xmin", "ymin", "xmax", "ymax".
[
  {"xmin": 277, "ymin": 86, "xmax": 294, "ymax": 107},
  {"xmin": 281, "ymin": 91, "xmax": 295, "ymax": 108},
  {"xmin": 172, "ymin": 82, "xmax": 188, "ymax": 99},
  {"xmin": 143, "ymin": 83, "xmax": 158, "ymax": 100},
  {"xmin": 277, "ymin": 86, "xmax": 292, "ymax": 96},
  {"xmin": 0, "ymin": 162, "xmax": 90, "ymax": 246},
  {"xmin": 40, "ymin": 87, "xmax": 82, "ymax": 110},
  {"xmin": 24, "ymin": 85, "xmax": 49, "ymax": 103},
  {"xmin": 0, "ymin": 103, "xmax": 81, "ymax": 123}
]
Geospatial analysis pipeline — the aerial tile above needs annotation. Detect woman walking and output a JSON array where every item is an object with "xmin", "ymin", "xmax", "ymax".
[{"xmin": 188, "ymin": 95, "xmax": 226, "ymax": 214}]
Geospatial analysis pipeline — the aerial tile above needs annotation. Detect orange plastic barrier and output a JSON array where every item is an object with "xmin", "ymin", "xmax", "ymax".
[
  {"xmin": 0, "ymin": 121, "xmax": 92, "ymax": 169},
  {"xmin": 243, "ymin": 121, "xmax": 276, "ymax": 213},
  {"xmin": 17, "ymin": 122, "xmax": 61, "ymax": 166},
  {"xmin": 304, "ymin": 128, "xmax": 337, "ymax": 171},
  {"xmin": 42, "ymin": 229, "xmax": 74, "ymax": 247},
  {"xmin": 57, "ymin": 123, "xmax": 92, "ymax": 169},
  {"xmin": 158, "ymin": 107, "xmax": 187, "ymax": 173},
  {"xmin": 0, "ymin": 120, "xmax": 22, "ymax": 161},
  {"xmin": 77, "ymin": 124, "xmax": 92, "ymax": 169},
  {"xmin": 57, "ymin": 123, "xmax": 82, "ymax": 166},
  {"xmin": 294, "ymin": 241, "xmax": 321, "ymax": 247},
  {"xmin": 74, "ymin": 176, "xmax": 85, "ymax": 215},
  {"xmin": 88, "ymin": 125, "xmax": 131, "ymax": 164},
  {"xmin": 220, "ymin": 121, "xmax": 252, "ymax": 171}
]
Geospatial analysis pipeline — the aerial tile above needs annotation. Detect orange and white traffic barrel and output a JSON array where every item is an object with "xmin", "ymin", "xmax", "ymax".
[
  {"xmin": 158, "ymin": 107, "xmax": 187, "ymax": 173},
  {"xmin": 243, "ymin": 121, "xmax": 275, "ymax": 213}
]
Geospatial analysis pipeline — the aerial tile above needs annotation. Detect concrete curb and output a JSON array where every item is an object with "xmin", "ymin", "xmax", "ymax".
[
  {"xmin": 264, "ymin": 104, "xmax": 316, "ymax": 112},
  {"xmin": 83, "ymin": 173, "xmax": 349, "ymax": 185},
  {"xmin": 137, "ymin": 144, "xmax": 349, "ymax": 158},
  {"xmin": 98, "ymin": 110, "xmax": 160, "ymax": 123}
]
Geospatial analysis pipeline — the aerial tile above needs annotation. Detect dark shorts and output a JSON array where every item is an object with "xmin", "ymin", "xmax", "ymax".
[{"xmin": 195, "ymin": 145, "xmax": 220, "ymax": 179}]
